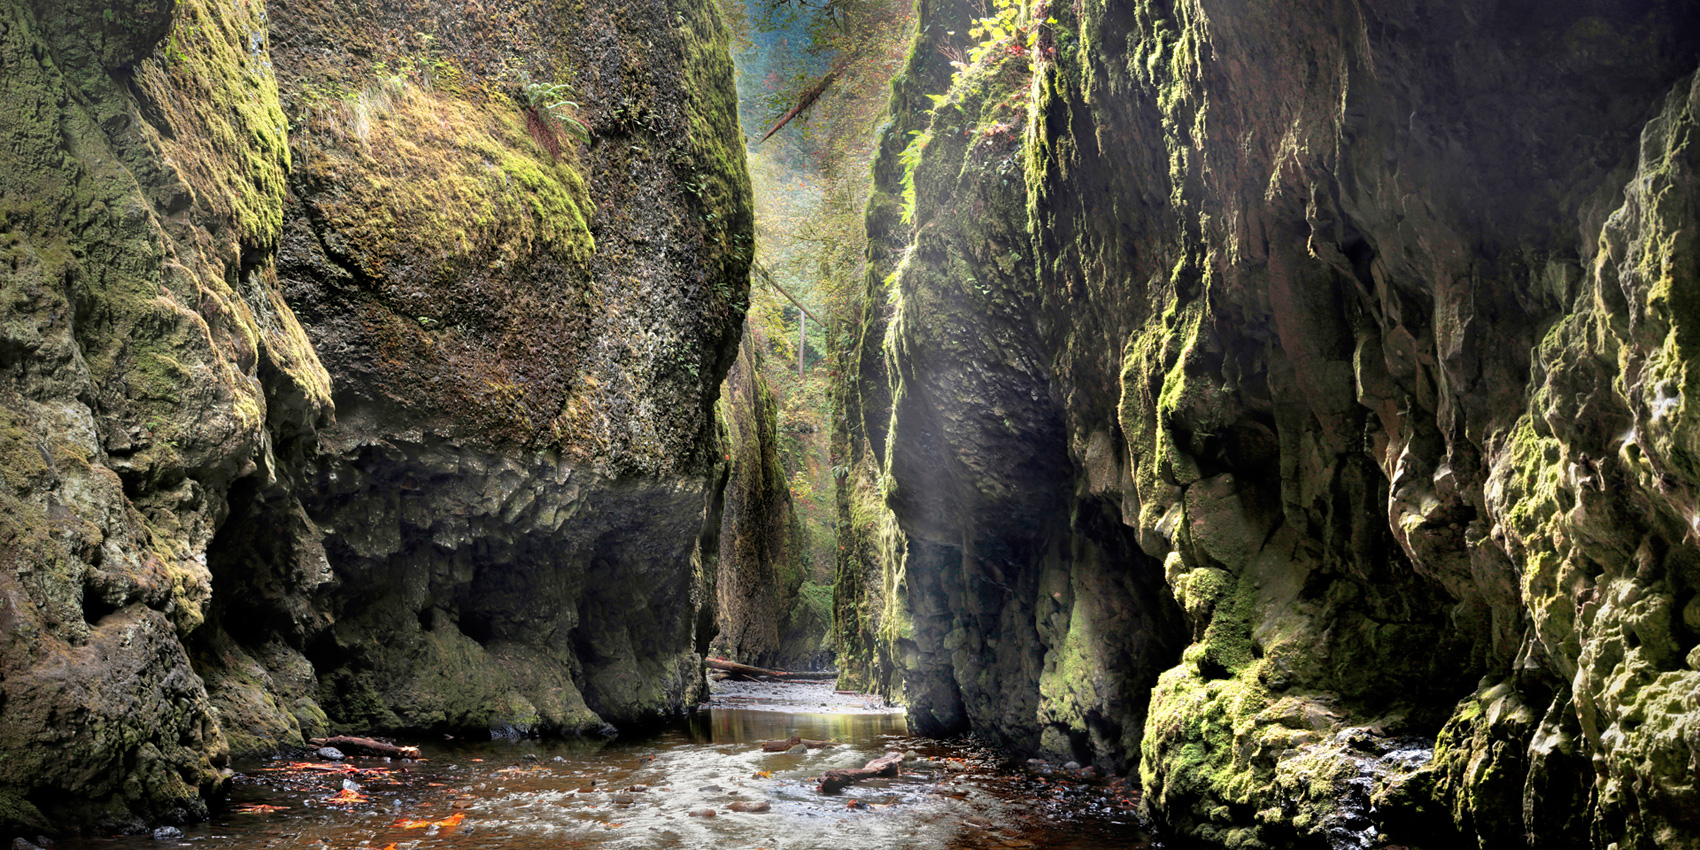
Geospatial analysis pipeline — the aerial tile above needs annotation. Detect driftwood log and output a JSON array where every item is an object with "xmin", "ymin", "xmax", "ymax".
[
  {"xmin": 309, "ymin": 736, "xmax": 421, "ymax": 759},
  {"xmin": 818, "ymin": 752, "xmax": 903, "ymax": 793},
  {"xmin": 706, "ymin": 658, "xmax": 837, "ymax": 682},
  {"xmin": 760, "ymin": 735, "xmax": 835, "ymax": 752}
]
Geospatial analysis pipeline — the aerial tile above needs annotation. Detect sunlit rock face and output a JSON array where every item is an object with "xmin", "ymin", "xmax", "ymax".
[
  {"xmin": 0, "ymin": 0, "xmax": 750, "ymax": 833},
  {"xmin": 0, "ymin": 0, "xmax": 329, "ymax": 831},
  {"xmin": 837, "ymin": 0, "xmax": 1700, "ymax": 847}
]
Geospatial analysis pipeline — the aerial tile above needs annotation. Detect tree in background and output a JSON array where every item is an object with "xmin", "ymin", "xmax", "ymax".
[{"xmin": 721, "ymin": 0, "xmax": 915, "ymax": 648}]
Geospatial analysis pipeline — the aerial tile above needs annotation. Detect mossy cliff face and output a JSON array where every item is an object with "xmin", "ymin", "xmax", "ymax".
[
  {"xmin": 0, "ymin": 0, "xmax": 751, "ymax": 834},
  {"xmin": 0, "ymin": 0, "xmax": 331, "ymax": 831},
  {"xmin": 710, "ymin": 328, "xmax": 823, "ymax": 669},
  {"xmin": 249, "ymin": 0, "xmax": 752, "ymax": 740},
  {"xmin": 834, "ymin": 0, "xmax": 1185, "ymax": 767},
  {"xmin": 840, "ymin": 0, "xmax": 1700, "ymax": 847}
]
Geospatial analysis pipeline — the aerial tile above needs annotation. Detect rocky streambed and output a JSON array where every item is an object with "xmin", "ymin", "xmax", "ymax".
[{"xmin": 43, "ymin": 683, "xmax": 1147, "ymax": 850}]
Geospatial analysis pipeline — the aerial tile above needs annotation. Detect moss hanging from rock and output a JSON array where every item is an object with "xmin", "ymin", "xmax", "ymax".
[{"xmin": 836, "ymin": 0, "xmax": 1700, "ymax": 847}]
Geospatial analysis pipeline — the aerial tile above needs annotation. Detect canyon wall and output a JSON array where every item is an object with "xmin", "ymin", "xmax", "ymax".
[
  {"xmin": 711, "ymin": 329, "xmax": 824, "ymax": 669},
  {"xmin": 0, "ymin": 0, "xmax": 750, "ymax": 833},
  {"xmin": 836, "ymin": 0, "xmax": 1700, "ymax": 847}
]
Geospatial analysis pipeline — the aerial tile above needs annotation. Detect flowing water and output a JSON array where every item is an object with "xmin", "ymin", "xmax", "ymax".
[{"xmin": 60, "ymin": 683, "xmax": 1152, "ymax": 850}]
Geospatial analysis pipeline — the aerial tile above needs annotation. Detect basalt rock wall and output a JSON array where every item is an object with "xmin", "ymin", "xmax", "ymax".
[
  {"xmin": 0, "ymin": 0, "xmax": 751, "ymax": 835},
  {"xmin": 254, "ymin": 0, "xmax": 752, "ymax": 745},
  {"xmin": 837, "ymin": 1, "xmax": 1700, "ymax": 847}
]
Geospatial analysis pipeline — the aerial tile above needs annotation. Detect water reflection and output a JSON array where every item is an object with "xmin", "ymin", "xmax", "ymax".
[
  {"xmin": 58, "ymin": 688, "xmax": 1150, "ymax": 850},
  {"xmin": 689, "ymin": 700, "xmax": 905, "ymax": 745}
]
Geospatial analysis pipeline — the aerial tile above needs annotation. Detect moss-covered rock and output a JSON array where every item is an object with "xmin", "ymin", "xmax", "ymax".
[
  {"xmin": 837, "ymin": 0, "xmax": 1700, "ymax": 847},
  {"xmin": 261, "ymin": 0, "xmax": 753, "ymax": 739},
  {"xmin": 1, "ymin": 0, "xmax": 753, "ymax": 833},
  {"xmin": 1, "ymin": 0, "xmax": 329, "ymax": 832}
]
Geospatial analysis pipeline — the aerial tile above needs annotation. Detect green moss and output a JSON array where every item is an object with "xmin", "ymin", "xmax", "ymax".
[
  {"xmin": 675, "ymin": 0, "xmax": 756, "ymax": 302},
  {"xmin": 0, "ymin": 788, "xmax": 48, "ymax": 834},
  {"xmin": 296, "ymin": 81, "xmax": 594, "ymax": 282},
  {"xmin": 150, "ymin": 0, "xmax": 291, "ymax": 245}
]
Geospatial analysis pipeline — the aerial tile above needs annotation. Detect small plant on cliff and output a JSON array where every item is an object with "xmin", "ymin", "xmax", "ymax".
[
  {"xmin": 898, "ymin": 129, "xmax": 932, "ymax": 224},
  {"xmin": 161, "ymin": 14, "xmax": 200, "ymax": 67},
  {"xmin": 523, "ymin": 81, "xmax": 590, "ymax": 148},
  {"xmin": 964, "ymin": 0, "xmax": 1055, "ymax": 64}
]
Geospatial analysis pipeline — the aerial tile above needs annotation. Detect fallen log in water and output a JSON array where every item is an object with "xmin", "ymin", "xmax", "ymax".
[
  {"xmin": 818, "ymin": 752, "xmax": 903, "ymax": 793},
  {"xmin": 309, "ymin": 736, "xmax": 421, "ymax": 759},
  {"xmin": 705, "ymin": 658, "xmax": 838, "ymax": 681},
  {"xmin": 760, "ymin": 735, "xmax": 835, "ymax": 752}
]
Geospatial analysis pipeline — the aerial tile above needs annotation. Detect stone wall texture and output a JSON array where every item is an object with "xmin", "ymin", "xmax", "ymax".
[
  {"xmin": 834, "ymin": 1, "xmax": 1700, "ymax": 848},
  {"xmin": 0, "ymin": 0, "xmax": 751, "ymax": 833}
]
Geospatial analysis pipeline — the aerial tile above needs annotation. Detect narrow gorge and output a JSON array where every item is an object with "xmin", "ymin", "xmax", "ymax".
[{"xmin": 1, "ymin": 0, "xmax": 1698, "ymax": 848}]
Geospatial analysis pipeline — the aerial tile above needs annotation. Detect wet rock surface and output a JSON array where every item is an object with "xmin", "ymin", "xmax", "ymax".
[
  {"xmin": 0, "ymin": 0, "xmax": 328, "ymax": 830},
  {"xmin": 711, "ymin": 334, "xmax": 828, "ymax": 670}
]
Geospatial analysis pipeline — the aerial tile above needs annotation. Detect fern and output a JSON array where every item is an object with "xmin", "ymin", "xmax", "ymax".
[
  {"xmin": 898, "ymin": 129, "xmax": 932, "ymax": 224},
  {"xmin": 523, "ymin": 81, "xmax": 590, "ymax": 142}
]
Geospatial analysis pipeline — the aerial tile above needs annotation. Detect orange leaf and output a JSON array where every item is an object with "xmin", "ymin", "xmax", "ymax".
[{"xmin": 393, "ymin": 812, "xmax": 466, "ymax": 830}]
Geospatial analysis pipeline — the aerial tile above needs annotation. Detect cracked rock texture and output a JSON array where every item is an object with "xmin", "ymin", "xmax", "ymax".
[
  {"xmin": 835, "ymin": 1, "xmax": 1700, "ymax": 848},
  {"xmin": 0, "ymin": 0, "xmax": 751, "ymax": 834}
]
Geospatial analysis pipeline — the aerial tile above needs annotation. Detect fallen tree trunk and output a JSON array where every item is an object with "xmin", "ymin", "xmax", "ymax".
[
  {"xmin": 705, "ymin": 658, "xmax": 838, "ymax": 681},
  {"xmin": 757, "ymin": 59, "xmax": 852, "ymax": 143},
  {"xmin": 818, "ymin": 752, "xmax": 903, "ymax": 793},
  {"xmin": 760, "ymin": 735, "xmax": 835, "ymax": 752},
  {"xmin": 309, "ymin": 736, "xmax": 421, "ymax": 759}
]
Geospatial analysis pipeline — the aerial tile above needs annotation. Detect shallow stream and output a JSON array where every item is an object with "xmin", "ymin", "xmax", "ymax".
[{"xmin": 60, "ymin": 683, "xmax": 1151, "ymax": 850}]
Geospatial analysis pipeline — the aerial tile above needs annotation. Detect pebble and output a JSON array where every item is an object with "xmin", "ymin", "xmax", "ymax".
[
  {"xmin": 317, "ymin": 747, "xmax": 344, "ymax": 760},
  {"xmin": 1062, "ymin": 761, "xmax": 1081, "ymax": 771},
  {"xmin": 785, "ymin": 744, "xmax": 807, "ymax": 754},
  {"xmin": 151, "ymin": 827, "xmax": 182, "ymax": 841},
  {"xmin": 688, "ymin": 808, "xmax": 717, "ymax": 818},
  {"xmin": 698, "ymin": 785, "xmax": 723, "ymax": 792},
  {"xmin": 13, "ymin": 839, "xmax": 45, "ymax": 850},
  {"xmin": 612, "ymin": 794, "xmax": 635, "ymax": 805},
  {"xmin": 627, "ymin": 784, "xmax": 649, "ymax": 792},
  {"xmin": 341, "ymin": 778, "xmax": 362, "ymax": 793},
  {"xmin": 727, "ymin": 801, "xmax": 771, "ymax": 813}
]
